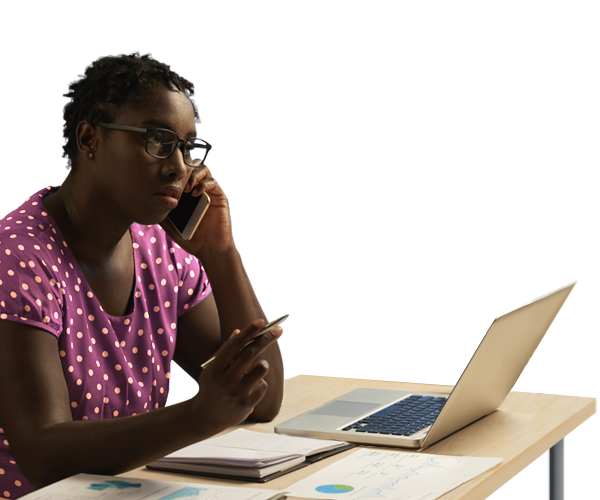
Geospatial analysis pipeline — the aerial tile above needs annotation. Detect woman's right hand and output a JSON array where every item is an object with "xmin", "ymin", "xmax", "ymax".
[{"xmin": 191, "ymin": 319, "xmax": 283, "ymax": 433}]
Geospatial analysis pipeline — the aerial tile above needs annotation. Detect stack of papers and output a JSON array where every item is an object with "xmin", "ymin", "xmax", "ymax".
[
  {"xmin": 22, "ymin": 446, "xmax": 502, "ymax": 500},
  {"xmin": 147, "ymin": 429, "xmax": 352, "ymax": 480}
]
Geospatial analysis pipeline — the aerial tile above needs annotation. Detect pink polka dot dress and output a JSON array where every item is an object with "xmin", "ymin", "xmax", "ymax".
[{"xmin": 0, "ymin": 187, "xmax": 211, "ymax": 498}]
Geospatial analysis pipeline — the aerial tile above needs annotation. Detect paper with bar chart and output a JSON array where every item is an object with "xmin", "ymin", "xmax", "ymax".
[
  {"xmin": 20, "ymin": 474, "xmax": 286, "ymax": 500},
  {"xmin": 286, "ymin": 449, "xmax": 502, "ymax": 500}
]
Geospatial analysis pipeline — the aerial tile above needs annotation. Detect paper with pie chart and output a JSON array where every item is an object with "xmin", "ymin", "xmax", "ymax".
[{"xmin": 286, "ymin": 449, "xmax": 502, "ymax": 500}]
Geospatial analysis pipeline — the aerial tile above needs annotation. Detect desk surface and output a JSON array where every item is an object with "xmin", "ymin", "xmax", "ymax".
[{"xmin": 121, "ymin": 375, "xmax": 596, "ymax": 500}]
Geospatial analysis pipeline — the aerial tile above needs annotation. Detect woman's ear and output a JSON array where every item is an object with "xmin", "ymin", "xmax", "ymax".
[{"xmin": 76, "ymin": 121, "xmax": 97, "ymax": 161}]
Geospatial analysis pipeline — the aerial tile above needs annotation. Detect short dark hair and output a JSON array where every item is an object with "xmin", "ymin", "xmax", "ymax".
[{"xmin": 62, "ymin": 53, "xmax": 199, "ymax": 169}]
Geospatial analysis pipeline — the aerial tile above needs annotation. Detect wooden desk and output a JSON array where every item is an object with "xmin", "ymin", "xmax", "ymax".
[{"xmin": 121, "ymin": 375, "xmax": 596, "ymax": 500}]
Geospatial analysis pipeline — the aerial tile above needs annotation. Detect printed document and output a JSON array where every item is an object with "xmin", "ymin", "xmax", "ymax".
[
  {"xmin": 20, "ymin": 473, "xmax": 286, "ymax": 500},
  {"xmin": 286, "ymin": 449, "xmax": 502, "ymax": 500}
]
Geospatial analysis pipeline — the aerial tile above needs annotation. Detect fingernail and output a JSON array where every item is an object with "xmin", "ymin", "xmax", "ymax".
[{"xmin": 253, "ymin": 319, "xmax": 264, "ymax": 328}]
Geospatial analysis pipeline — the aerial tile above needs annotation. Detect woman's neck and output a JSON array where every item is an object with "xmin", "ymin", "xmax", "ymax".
[{"xmin": 43, "ymin": 174, "xmax": 132, "ymax": 266}]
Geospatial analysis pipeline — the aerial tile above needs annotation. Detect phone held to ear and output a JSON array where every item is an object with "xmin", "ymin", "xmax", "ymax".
[{"xmin": 167, "ymin": 191, "xmax": 211, "ymax": 240}]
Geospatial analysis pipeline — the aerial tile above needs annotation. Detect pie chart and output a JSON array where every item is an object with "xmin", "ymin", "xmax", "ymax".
[{"xmin": 315, "ymin": 484, "xmax": 354, "ymax": 494}]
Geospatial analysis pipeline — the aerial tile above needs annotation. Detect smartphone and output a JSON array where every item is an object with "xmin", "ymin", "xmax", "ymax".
[{"xmin": 167, "ymin": 191, "xmax": 210, "ymax": 240}]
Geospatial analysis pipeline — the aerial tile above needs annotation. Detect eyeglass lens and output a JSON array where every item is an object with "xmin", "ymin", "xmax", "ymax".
[{"xmin": 146, "ymin": 129, "xmax": 209, "ymax": 167}]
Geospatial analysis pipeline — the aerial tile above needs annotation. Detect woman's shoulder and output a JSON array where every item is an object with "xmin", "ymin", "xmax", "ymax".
[
  {"xmin": 130, "ymin": 222, "xmax": 200, "ymax": 266},
  {"xmin": 0, "ymin": 186, "xmax": 60, "ymax": 256},
  {"xmin": 130, "ymin": 223, "xmax": 209, "ymax": 304}
]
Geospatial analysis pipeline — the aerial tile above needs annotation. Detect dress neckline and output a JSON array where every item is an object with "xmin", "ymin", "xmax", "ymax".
[{"xmin": 41, "ymin": 188, "xmax": 138, "ymax": 320}]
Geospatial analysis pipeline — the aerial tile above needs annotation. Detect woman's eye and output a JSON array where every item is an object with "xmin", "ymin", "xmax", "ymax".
[{"xmin": 148, "ymin": 132, "xmax": 164, "ymax": 144}]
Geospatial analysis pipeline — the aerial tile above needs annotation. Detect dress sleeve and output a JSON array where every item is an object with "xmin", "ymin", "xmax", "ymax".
[
  {"xmin": 0, "ymin": 243, "xmax": 64, "ymax": 337},
  {"xmin": 172, "ymin": 247, "xmax": 212, "ymax": 317}
]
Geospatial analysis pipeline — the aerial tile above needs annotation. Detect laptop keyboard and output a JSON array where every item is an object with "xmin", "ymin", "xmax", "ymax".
[{"xmin": 342, "ymin": 395, "xmax": 447, "ymax": 436}]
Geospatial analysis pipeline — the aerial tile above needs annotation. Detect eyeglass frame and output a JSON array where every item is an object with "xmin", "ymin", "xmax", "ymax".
[{"xmin": 94, "ymin": 122, "xmax": 212, "ymax": 168}]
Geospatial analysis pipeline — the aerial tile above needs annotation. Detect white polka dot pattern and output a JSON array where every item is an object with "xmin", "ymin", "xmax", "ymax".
[{"xmin": 0, "ymin": 187, "xmax": 211, "ymax": 498}]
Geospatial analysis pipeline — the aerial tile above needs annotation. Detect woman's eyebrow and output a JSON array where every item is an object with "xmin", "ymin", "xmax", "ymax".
[{"xmin": 142, "ymin": 119, "xmax": 196, "ymax": 137}]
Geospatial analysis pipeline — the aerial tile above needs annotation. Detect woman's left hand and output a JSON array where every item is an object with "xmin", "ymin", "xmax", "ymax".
[{"xmin": 160, "ymin": 164, "xmax": 234, "ymax": 258}]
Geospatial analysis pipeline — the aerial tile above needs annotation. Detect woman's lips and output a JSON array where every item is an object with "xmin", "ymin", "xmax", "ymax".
[
  {"xmin": 155, "ymin": 194, "xmax": 178, "ymax": 209},
  {"xmin": 154, "ymin": 186, "xmax": 181, "ymax": 209}
]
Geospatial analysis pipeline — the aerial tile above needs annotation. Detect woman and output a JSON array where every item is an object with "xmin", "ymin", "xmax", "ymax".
[{"xmin": 0, "ymin": 53, "xmax": 284, "ymax": 499}]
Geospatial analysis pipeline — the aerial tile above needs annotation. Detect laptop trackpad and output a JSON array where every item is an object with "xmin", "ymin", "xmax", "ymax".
[{"xmin": 309, "ymin": 401, "xmax": 380, "ymax": 418}]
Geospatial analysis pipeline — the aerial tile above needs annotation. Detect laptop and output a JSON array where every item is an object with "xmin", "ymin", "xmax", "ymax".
[{"xmin": 275, "ymin": 282, "xmax": 575, "ymax": 449}]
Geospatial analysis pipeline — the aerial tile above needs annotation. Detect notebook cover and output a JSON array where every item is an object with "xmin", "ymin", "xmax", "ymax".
[{"xmin": 146, "ymin": 443, "xmax": 355, "ymax": 483}]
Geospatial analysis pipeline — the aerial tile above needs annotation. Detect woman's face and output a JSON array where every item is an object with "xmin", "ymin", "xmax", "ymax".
[{"xmin": 88, "ymin": 86, "xmax": 198, "ymax": 226}]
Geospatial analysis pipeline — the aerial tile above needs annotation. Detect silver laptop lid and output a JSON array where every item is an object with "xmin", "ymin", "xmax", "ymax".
[{"xmin": 421, "ymin": 282, "xmax": 575, "ymax": 448}]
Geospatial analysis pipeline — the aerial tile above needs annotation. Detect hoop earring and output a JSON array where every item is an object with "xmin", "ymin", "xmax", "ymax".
[{"xmin": 88, "ymin": 152, "xmax": 94, "ymax": 158}]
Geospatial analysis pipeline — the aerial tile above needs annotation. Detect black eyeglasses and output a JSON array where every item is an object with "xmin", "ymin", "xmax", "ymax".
[{"xmin": 95, "ymin": 122, "xmax": 211, "ymax": 168}]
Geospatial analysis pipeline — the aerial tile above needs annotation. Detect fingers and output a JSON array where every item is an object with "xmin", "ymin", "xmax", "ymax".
[
  {"xmin": 193, "ymin": 180, "xmax": 222, "ymax": 200},
  {"xmin": 194, "ymin": 356, "xmax": 270, "ymax": 428},
  {"xmin": 189, "ymin": 178, "xmax": 221, "ymax": 197},
  {"xmin": 183, "ymin": 166, "xmax": 228, "ymax": 215},
  {"xmin": 232, "ymin": 329, "xmax": 281, "ymax": 377},
  {"xmin": 238, "ymin": 359, "xmax": 270, "ymax": 394},
  {"xmin": 185, "ymin": 165, "xmax": 221, "ymax": 197},
  {"xmin": 244, "ymin": 375, "xmax": 270, "ymax": 411},
  {"xmin": 207, "ymin": 320, "xmax": 263, "ymax": 371},
  {"xmin": 208, "ymin": 319, "xmax": 282, "ymax": 376},
  {"xmin": 224, "ymin": 321, "xmax": 264, "ymax": 365},
  {"xmin": 195, "ymin": 320, "xmax": 280, "ymax": 427},
  {"xmin": 225, "ymin": 372, "xmax": 270, "ymax": 421},
  {"xmin": 185, "ymin": 165, "xmax": 211, "ymax": 193}
]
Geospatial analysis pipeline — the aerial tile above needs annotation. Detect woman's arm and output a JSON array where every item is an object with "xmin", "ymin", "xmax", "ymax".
[
  {"xmin": 0, "ymin": 319, "xmax": 280, "ymax": 489},
  {"xmin": 175, "ymin": 255, "xmax": 284, "ymax": 422},
  {"xmin": 161, "ymin": 166, "xmax": 284, "ymax": 421}
]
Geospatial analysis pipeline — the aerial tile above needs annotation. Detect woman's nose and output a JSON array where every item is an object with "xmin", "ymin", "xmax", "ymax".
[{"xmin": 161, "ymin": 146, "xmax": 188, "ymax": 179}]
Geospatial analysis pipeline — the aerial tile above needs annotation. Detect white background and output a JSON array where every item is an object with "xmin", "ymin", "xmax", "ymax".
[{"xmin": 0, "ymin": 0, "xmax": 600, "ymax": 499}]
